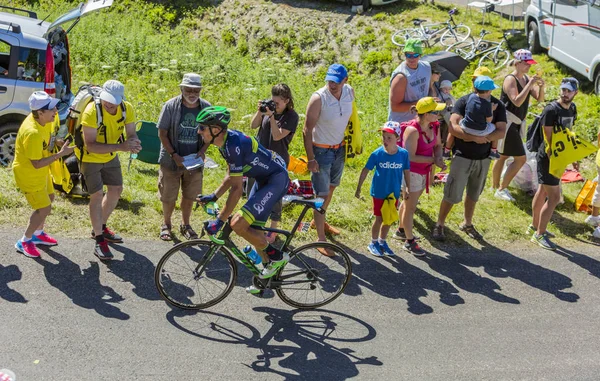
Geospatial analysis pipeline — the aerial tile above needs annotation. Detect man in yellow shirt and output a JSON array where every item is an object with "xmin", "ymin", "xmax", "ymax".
[
  {"xmin": 13, "ymin": 92, "xmax": 74, "ymax": 258},
  {"xmin": 79, "ymin": 80, "xmax": 141, "ymax": 260}
]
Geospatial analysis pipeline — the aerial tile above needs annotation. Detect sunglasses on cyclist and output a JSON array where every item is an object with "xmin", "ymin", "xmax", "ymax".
[
  {"xmin": 197, "ymin": 124, "xmax": 208, "ymax": 131},
  {"xmin": 405, "ymin": 53, "xmax": 421, "ymax": 59}
]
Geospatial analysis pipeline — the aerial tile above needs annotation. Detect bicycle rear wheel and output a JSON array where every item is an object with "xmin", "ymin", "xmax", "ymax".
[
  {"xmin": 440, "ymin": 25, "xmax": 471, "ymax": 46},
  {"xmin": 479, "ymin": 49, "xmax": 510, "ymax": 71},
  {"xmin": 155, "ymin": 239, "xmax": 237, "ymax": 310},
  {"xmin": 275, "ymin": 242, "xmax": 352, "ymax": 309},
  {"xmin": 446, "ymin": 40, "xmax": 475, "ymax": 60},
  {"xmin": 391, "ymin": 29, "xmax": 421, "ymax": 47}
]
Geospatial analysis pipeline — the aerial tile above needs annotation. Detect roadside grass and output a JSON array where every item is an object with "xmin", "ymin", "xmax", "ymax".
[{"xmin": 2, "ymin": 0, "xmax": 599, "ymax": 251}]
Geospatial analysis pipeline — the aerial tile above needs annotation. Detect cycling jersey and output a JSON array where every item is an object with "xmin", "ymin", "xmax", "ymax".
[{"xmin": 219, "ymin": 129, "xmax": 289, "ymax": 226}]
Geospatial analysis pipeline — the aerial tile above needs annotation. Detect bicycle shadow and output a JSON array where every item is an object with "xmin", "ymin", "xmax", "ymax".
[
  {"xmin": 166, "ymin": 307, "xmax": 382, "ymax": 380},
  {"xmin": 37, "ymin": 247, "xmax": 130, "ymax": 320},
  {"xmin": 107, "ymin": 245, "xmax": 161, "ymax": 301},
  {"xmin": 414, "ymin": 209, "xmax": 579, "ymax": 303},
  {"xmin": 329, "ymin": 238, "xmax": 465, "ymax": 315},
  {"xmin": 0, "ymin": 264, "xmax": 27, "ymax": 303}
]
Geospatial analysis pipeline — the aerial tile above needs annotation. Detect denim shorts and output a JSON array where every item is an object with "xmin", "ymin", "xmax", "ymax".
[{"xmin": 311, "ymin": 145, "xmax": 345, "ymax": 196}]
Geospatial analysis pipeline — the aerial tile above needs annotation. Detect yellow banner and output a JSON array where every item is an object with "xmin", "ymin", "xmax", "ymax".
[
  {"xmin": 548, "ymin": 127, "xmax": 597, "ymax": 178},
  {"xmin": 344, "ymin": 101, "xmax": 362, "ymax": 161}
]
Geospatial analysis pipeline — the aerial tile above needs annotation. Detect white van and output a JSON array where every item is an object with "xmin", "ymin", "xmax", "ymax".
[{"xmin": 525, "ymin": 0, "xmax": 600, "ymax": 94}]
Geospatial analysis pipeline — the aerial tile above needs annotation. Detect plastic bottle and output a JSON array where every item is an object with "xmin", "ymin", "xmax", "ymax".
[{"xmin": 243, "ymin": 245, "xmax": 262, "ymax": 265}]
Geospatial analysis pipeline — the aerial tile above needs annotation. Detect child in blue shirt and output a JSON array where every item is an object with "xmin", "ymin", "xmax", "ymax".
[{"xmin": 355, "ymin": 122, "xmax": 410, "ymax": 257}]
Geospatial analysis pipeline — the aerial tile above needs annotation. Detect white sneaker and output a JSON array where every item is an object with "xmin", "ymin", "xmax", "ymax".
[
  {"xmin": 494, "ymin": 188, "xmax": 515, "ymax": 202},
  {"xmin": 585, "ymin": 215, "xmax": 600, "ymax": 227},
  {"xmin": 593, "ymin": 227, "xmax": 600, "ymax": 239}
]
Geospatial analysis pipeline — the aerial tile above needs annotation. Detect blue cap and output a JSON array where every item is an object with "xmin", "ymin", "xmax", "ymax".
[
  {"xmin": 325, "ymin": 63, "xmax": 348, "ymax": 83},
  {"xmin": 473, "ymin": 76, "xmax": 499, "ymax": 91}
]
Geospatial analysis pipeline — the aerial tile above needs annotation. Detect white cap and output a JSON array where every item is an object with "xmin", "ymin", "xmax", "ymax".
[
  {"xmin": 28, "ymin": 91, "xmax": 60, "ymax": 111},
  {"xmin": 440, "ymin": 80, "xmax": 453, "ymax": 89},
  {"xmin": 99, "ymin": 80, "xmax": 126, "ymax": 105}
]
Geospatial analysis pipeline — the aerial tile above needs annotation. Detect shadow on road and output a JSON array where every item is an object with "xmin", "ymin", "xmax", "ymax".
[
  {"xmin": 107, "ymin": 245, "xmax": 161, "ymax": 301},
  {"xmin": 166, "ymin": 307, "xmax": 381, "ymax": 380},
  {"xmin": 37, "ymin": 248, "xmax": 130, "ymax": 320},
  {"xmin": 0, "ymin": 264, "xmax": 27, "ymax": 303}
]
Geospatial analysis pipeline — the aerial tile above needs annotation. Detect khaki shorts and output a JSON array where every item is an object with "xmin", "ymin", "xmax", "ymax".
[
  {"xmin": 443, "ymin": 156, "xmax": 490, "ymax": 204},
  {"xmin": 81, "ymin": 156, "xmax": 123, "ymax": 194},
  {"xmin": 402, "ymin": 171, "xmax": 427, "ymax": 193},
  {"xmin": 23, "ymin": 174, "xmax": 54, "ymax": 210},
  {"xmin": 158, "ymin": 165, "xmax": 203, "ymax": 203}
]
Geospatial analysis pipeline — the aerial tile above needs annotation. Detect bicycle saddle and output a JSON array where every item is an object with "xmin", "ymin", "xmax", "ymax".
[
  {"xmin": 448, "ymin": 8, "xmax": 457, "ymax": 15},
  {"xmin": 412, "ymin": 19, "xmax": 425, "ymax": 25},
  {"xmin": 480, "ymin": 29, "xmax": 491, "ymax": 36}
]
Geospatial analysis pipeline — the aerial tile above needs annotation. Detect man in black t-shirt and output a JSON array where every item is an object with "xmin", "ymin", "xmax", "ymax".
[
  {"xmin": 432, "ymin": 67, "xmax": 507, "ymax": 241},
  {"xmin": 530, "ymin": 77, "xmax": 579, "ymax": 251}
]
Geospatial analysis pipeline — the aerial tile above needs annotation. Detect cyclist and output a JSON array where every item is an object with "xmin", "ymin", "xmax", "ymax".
[{"xmin": 195, "ymin": 106, "xmax": 290, "ymax": 279}]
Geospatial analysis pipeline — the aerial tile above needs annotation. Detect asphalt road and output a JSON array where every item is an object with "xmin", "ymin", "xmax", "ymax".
[{"xmin": 1, "ymin": 227, "xmax": 600, "ymax": 380}]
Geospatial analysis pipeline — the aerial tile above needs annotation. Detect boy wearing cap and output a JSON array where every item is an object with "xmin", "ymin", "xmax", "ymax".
[
  {"xmin": 13, "ymin": 91, "xmax": 74, "ymax": 258},
  {"xmin": 355, "ymin": 122, "xmax": 410, "ymax": 257},
  {"xmin": 157, "ymin": 73, "xmax": 211, "ymax": 242},
  {"xmin": 79, "ymin": 80, "xmax": 141, "ymax": 260},
  {"xmin": 389, "ymin": 38, "xmax": 432, "ymax": 123},
  {"xmin": 303, "ymin": 63, "xmax": 355, "ymax": 256},
  {"xmin": 443, "ymin": 76, "xmax": 500, "ymax": 160},
  {"xmin": 530, "ymin": 77, "xmax": 579, "ymax": 250}
]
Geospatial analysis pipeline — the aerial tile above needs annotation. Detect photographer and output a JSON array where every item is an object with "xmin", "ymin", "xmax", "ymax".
[{"xmin": 250, "ymin": 83, "xmax": 299, "ymax": 242}]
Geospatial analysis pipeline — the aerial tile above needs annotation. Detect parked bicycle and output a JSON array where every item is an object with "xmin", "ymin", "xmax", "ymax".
[
  {"xmin": 155, "ymin": 197, "xmax": 353, "ymax": 310},
  {"xmin": 391, "ymin": 8, "xmax": 471, "ymax": 48},
  {"xmin": 446, "ymin": 30, "xmax": 513, "ymax": 71}
]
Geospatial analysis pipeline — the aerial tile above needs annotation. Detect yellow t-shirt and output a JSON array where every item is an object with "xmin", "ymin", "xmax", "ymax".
[
  {"xmin": 12, "ymin": 113, "xmax": 58, "ymax": 192},
  {"xmin": 77, "ymin": 101, "xmax": 136, "ymax": 163}
]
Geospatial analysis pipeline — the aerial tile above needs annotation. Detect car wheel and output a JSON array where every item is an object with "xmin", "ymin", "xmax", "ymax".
[
  {"xmin": 0, "ymin": 122, "xmax": 19, "ymax": 167},
  {"xmin": 595, "ymin": 70, "xmax": 600, "ymax": 96},
  {"xmin": 528, "ymin": 21, "xmax": 542, "ymax": 54}
]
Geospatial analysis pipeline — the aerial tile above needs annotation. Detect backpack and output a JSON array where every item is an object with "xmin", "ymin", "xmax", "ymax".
[
  {"xmin": 66, "ymin": 84, "xmax": 127, "ymax": 163},
  {"xmin": 525, "ymin": 101, "xmax": 572, "ymax": 152}
]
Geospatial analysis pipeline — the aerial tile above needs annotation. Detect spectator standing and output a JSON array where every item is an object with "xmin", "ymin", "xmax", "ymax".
[
  {"xmin": 355, "ymin": 122, "xmax": 410, "ymax": 257},
  {"xmin": 389, "ymin": 39, "xmax": 432, "ymax": 123},
  {"xmin": 79, "ymin": 80, "xmax": 141, "ymax": 260},
  {"xmin": 13, "ymin": 92, "xmax": 74, "ymax": 258},
  {"xmin": 394, "ymin": 97, "xmax": 447, "ymax": 255},
  {"xmin": 157, "ymin": 73, "xmax": 211, "ymax": 241},
  {"xmin": 250, "ymin": 83, "xmax": 299, "ymax": 243},
  {"xmin": 585, "ymin": 129, "xmax": 600, "ymax": 232},
  {"xmin": 530, "ymin": 78, "xmax": 579, "ymax": 250},
  {"xmin": 432, "ymin": 67, "xmax": 507, "ymax": 241},
  {"xmin": 303, "ymin": 63, "xmax": 354, "ymax": 256},
  {"xmin": 493, "ymin": 49, "xmax": 545, "ymax": 202}
]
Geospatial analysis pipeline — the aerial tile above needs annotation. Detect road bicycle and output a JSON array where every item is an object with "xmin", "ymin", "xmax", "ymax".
[
  {"xmin": 391, "ymin": 8, "xmax": 471, "ymax": 48},
  {"xmin": 155, "ymin": 197, "xmax": 353, "ymax": 310},
  {"xmin": 446, "ymin": 30, "xmax": 513, "ymax": 71}
]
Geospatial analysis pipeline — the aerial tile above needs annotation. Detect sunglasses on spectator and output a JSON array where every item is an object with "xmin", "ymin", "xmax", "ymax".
[
  {"xmin": 429, "ymin": 111, "xmax": 439, "ymax": 115},
  {"xmin": 405, "ymin": 53, "xmax": 420, "ymax": 59}
]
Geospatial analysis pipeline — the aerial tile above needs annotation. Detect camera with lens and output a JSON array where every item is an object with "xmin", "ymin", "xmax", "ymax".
[{"xmin": 259, "ymin": 99, "xmax": 277, "ymax": 113}]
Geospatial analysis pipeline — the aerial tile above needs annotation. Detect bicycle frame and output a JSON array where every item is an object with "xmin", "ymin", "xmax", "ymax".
[{"xmin": 417, "ymin": 12, "xmax": 460, "ymax": 39}]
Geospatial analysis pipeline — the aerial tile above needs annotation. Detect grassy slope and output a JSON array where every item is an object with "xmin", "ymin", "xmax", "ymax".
[{"xmin": 1, "ymin": 0, "xmax": 598, "ymax": 249}]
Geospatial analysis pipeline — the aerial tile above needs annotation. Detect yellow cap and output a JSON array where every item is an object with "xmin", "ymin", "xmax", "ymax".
[
  {"xmin": 416, "ymin": 97, "xmax": 446, "ymax": 114},
  {"xmin": 472, "ymin": 66, "xmax": 493, "ymax": 78}
]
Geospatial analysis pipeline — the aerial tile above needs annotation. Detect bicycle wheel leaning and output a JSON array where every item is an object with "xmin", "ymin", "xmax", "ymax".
[
  {"xmin": 479, "ymin": 49, "xmax": 510, "ymax": 71},
  {"xmin": 155, "ymin": 239, "xmax": 237, "ymax": 310},
  {"xmin": 446, "ymin": 40, "xmax": 475, "ymax": 60},
  {"xmin": 391, "ymin": 29, "xmax": 421, "ymax": 47},
  {"xmin": 440, "ymin": 25, "xmax": 471, "ymax": 46},
  {"xmin": 275, "ymin": 242, "xmax": 352, "ymax": 309}
]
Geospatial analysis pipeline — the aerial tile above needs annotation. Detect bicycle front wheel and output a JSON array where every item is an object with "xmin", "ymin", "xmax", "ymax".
[
  {"xmin": 275, "ymin": 242, "xmax": 352, "ymax": 309},
  {"xmin": 440, "ymin": 25, "xmax": 471, "ymax": 46},
  {"xmin": 391, "ymin": 29, "xmax": 420, "ymax": 47},
  {"xmin": 479, "ymin": 49, "xmax": 510, "ymax": 71},
  {"xmin": 446, "ymin": 40, "xmax": 475, "ymax": 60},
  {"xmin": 155, "ymin": 239, "xmax": 237, "ymax": 310}
]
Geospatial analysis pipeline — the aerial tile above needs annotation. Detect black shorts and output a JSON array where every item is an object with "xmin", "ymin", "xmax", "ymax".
[
  {"xmin": 499, "ymin": 123, "xmax": 526, "ymax": 157},
  {"xmin": 536, "ymin": 150, "xmax": 560, "ymax": 186}
]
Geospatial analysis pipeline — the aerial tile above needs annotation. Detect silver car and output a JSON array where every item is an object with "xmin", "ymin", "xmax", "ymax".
[{"xmin": 0, "ymin": 0, "xmax": 113, "ymax": 166}]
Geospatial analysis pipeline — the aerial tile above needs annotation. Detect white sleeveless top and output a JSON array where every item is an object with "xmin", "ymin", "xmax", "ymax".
[
  {"xmin": 388, "ymin": 61, "xmax": 431, "ymax": 123},
  {"xmin": 313, "ymin": 84, "xmax": 354, "ymax": 146}
]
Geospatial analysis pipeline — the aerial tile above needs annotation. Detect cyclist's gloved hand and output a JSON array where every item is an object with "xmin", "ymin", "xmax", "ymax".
[
  {"xmin": 205, "ymin": 219, "xmax": 224, "ymax": 235},
  {"xmin": 197, "ymin": 193, "xmax": 218, "ymax": 204}
]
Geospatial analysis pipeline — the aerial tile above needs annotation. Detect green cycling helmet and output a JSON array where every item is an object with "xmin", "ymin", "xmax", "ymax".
[{"xmin": 196, "ymin": 106, "xmax": 231, "ymax": 129}]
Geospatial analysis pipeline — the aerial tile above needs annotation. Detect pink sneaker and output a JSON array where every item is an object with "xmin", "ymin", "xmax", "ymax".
[
  {"xmin": 31, "ymin": 232, "xmax": 58, "ymax": 246},
  {"xmin": 15, "ymin": 240, "xmax": 41, "ymax": 258}
]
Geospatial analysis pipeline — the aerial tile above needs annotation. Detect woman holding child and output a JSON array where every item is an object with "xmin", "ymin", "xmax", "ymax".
[{"xmin": 394, "ymin": 97, "xmax": 447, "ymax": 256}]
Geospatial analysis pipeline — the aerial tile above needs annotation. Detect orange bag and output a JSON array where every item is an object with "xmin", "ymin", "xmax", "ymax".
[
  {"xmin": 575, "ymin": 179, "xmax": 597, "ymax": 213},
  {"xmin": 288, "ymin": 155, "xmax": 309, "ymax": 175}
]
